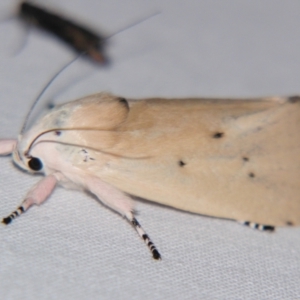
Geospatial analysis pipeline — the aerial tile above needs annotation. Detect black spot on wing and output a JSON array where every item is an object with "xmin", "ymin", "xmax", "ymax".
[
  {"xmin": 178, "ymin": 160, "xmax": 186, "ymax": 167},
  {"xmin": 248, "ymin": 172, "xmax": 255, "ymax": 178},
  {"xmin": 118, "ymin": 97, "xmax": 129, "ymax": 110},
  {"xmin": 243, "ymin": 157, "xmax": 249, "ymax": 162},
  {"xmin": 213, "ymin": 132, "xmax": 224, "ymax": 139},
  {"xmin": 286, "ymin": 221, "xmax": 294, "ymax": 226}
]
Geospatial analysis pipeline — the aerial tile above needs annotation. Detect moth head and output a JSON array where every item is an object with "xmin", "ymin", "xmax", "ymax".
[
  {"xmin": 12, "ymin": 149, "xmax": 43, "ymax": 174},
  {"xmin": 12, "ymin": 134, "xmax": 44, "ymax": 173},
  {"xmin": 12, "ymin": 101, "xmax": 70, "ymax": 173}
]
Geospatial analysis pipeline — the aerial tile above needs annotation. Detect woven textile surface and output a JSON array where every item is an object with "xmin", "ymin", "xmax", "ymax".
[{"xmin": 0, "ymin": 1, "xmax": 300, "ymax": 299}]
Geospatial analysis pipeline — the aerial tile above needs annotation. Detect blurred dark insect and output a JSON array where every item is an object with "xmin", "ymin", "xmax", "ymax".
[{"xmin": 19, "ymin": 1, "xmax": 107, "ymax": 63}]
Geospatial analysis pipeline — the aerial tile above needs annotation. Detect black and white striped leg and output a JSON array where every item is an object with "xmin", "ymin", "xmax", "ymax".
[
  {"xmin": 238, "ymin": 221, "xmax": 275, "ymax": 232},
  {"xmin": 2, "ymin": 175, "xmax": 57, "ymax": 225},
  {"xmin": 2, "ymin": 196, "xmax": 37, "ymax": 225},
  {"xmin": 2, "ymin": 205, "xmax": 26, "ymax": 225},
  {"xmin": 128, "ymin": 215, "xmax": 161, "ymax": 260}
]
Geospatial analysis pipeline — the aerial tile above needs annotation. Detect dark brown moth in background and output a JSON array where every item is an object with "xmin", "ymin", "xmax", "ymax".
[{"xmin": 19, "ymin": 1, "xmax": 107, "ymax": 63}]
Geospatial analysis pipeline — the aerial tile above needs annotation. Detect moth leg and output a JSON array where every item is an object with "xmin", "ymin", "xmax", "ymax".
[
  {"xmin": 126, "ymin": 213, "xmax": 161, "ymax": 260},
  {"xmin": 2, "ymin": 174, "xmax": 57, "ymax": 225},
  {"xmin": 85, "ymin": 177, "xmax": 161, "ymax": 259},
  {"xmin": 238, "ymin": 221, "xmax": 275, "ymax": 232},
  {"xmin": 0, "ymin": 139, "xmax": 17, "ymax": 155}
]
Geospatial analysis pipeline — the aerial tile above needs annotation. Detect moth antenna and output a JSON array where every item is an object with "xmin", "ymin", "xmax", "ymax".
[
  {"xmin": 25, "ymin": 127, "xmax": 108, "ymax": 156},
  {"xmin": 25, "ymin": 128, "xmax": 151, "ymax": 160},
  {"xmin": 20, "ymin": 53, "xmax": 85, "ymax": 135},
  {"xmin": 105, "ymin": 11, "xmax": 161, "ymax": 40}
]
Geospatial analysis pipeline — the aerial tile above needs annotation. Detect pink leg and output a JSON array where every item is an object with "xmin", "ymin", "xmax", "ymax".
[
  {"xmin": 85, "ymin": 176, "xmax": 134, "ymax": 216},
  {"xmin": 0, "ymin": 139, "xmax": 17, "ymax": 155},
  {"xmin": 2, "ymin": 175, "xmax": 57, "ymax": 225},
  {"xmin": 85, "ymin": 176, "xmax": 161, "ymax": 259}
]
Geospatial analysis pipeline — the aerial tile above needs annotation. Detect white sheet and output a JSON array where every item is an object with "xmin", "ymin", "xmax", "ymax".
[{"xmin": 0, "ymin": 0, "xmax": 299, "ymax": 299}]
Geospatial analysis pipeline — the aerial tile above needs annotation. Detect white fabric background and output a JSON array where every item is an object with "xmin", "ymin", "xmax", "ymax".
[{"xmin": 0, "ymin": 0, "xmax": 300, "ymax": 299}]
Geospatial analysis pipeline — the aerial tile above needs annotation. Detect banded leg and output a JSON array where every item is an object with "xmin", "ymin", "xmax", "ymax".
[
  {"xmin": 2, "ymin": 199, "xmax": 30, "ymax": 225},
  {"xmin": 2, "ymin": 175, "xmax": 57, "ymax": 225},
  {"xmin": 83, "ymin": 175, "xmax": 161, "ymax": 259},
  {"xmin": 238, "ymin": 221, "xmax": 275, "ymax": 232},
  {"xmin": 127, "ymin": 213, "xmax": 161, "ymax": 260}
]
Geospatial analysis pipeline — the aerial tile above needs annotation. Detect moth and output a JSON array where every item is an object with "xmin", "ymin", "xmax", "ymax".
[
  {"xmin": 18, "ymin": 1, "xmax": 107, "ymax": 63},
  {"xmin": 1, "ymin": 93, "xmax": 300, "ymax": 259}
]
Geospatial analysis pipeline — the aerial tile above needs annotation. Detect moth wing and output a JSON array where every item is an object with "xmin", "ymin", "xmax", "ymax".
[{"xmin": 55, "ymin": 95, "xmax": 300, "ymax": 226}]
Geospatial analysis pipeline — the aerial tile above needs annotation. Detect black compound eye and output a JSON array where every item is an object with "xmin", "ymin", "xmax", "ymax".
[{"xmin": 28, "ymin": 157, "xmax": 43, "ymax": 171}]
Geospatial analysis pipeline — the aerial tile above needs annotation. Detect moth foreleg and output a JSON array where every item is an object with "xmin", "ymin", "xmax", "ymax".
[
  {"xmin": 238, "ymin": 221, "xmax": 275, "ymax": 232},
  {"xmin": 85, "ymin": 177, "xmax": 161, "ymax": 260},
  {"xmin": 0, "ymin": 139, "xmax": 17, "ymax": 155},
  {"xmin": 2, "ymin": 174, "xmax": 57, "ymax": 225}
]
